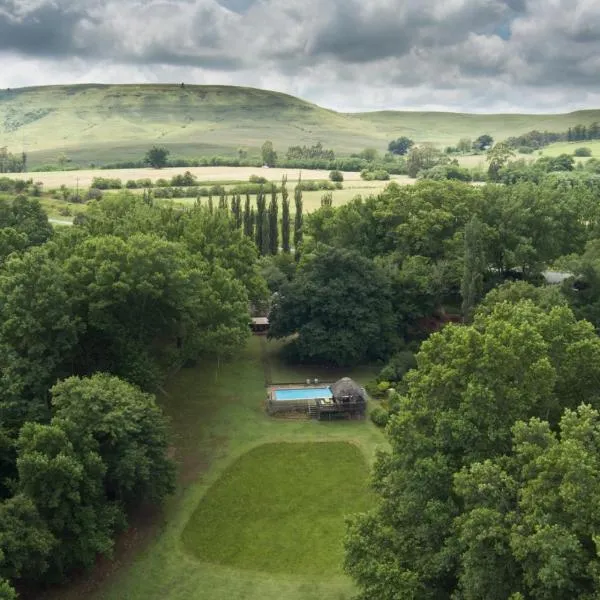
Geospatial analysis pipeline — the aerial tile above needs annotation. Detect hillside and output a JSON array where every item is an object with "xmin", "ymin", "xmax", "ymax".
[{"xmin": 1, "ymin": 84, "xmax": 600, "ymax": 167}]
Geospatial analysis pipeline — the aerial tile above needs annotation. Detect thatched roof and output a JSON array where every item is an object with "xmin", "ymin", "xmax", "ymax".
[{"xmin": 331, "ymin": 377, "xmax": 365, "ymax": 401}]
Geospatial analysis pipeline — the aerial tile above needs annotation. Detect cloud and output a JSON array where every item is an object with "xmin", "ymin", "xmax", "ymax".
[{"xmin": 1, "ymin": 0, "xmax": 600, "ymax": 112}]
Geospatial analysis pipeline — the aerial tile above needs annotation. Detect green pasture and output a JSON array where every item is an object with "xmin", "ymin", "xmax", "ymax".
[
  {"xmin": 40, "ymin": 337, "xmax": 384, "ymax": 600},
  {"xmin": 541, "ymin": 139, "xmax": 600, "ymax": 158},
  {"xmin": 3, "ymin": 84, "xmax": 600, "ymax": 167}
]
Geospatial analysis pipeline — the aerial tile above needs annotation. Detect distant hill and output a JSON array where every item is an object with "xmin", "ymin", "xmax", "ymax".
[{"xmin": 1, "ymin": 84, "xmax": 600, "ymax": 167}]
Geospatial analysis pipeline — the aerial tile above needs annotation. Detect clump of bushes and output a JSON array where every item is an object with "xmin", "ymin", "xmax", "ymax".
[
  {"xmin": 361, "ymin": 169, "xmax": 390, "ymax": 181},
  {"xmin": 329, "ymin": 170, "xmax": 344, "ymax": 182},
  {"xmin": 249, "ymin": 174, "xmax": 268, "ymax": 184},
  {"xmin": 370, "ymin": 406, "xmax": 390, "ymax": 427},
  {"xmin": 91, "ymin": 177, "xmax": 122, "ymax": 190},
  {"xmin": 574, "ymin": 147, "xmax": 593, "ymax": 157}
]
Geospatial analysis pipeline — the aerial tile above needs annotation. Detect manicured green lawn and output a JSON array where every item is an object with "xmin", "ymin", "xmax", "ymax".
[
  {"xmin": 182, "ymin": 442, "xmax": 373, "ymax": 575},
  {"xmin": 47, "ymin": 336, "xmax": 386, "ymax": 600}
]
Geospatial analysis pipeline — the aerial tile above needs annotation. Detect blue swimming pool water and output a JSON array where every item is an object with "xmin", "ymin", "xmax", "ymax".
[{"xmin": 274, "ymin": 387, "xmax": 332, "ymax": 401}]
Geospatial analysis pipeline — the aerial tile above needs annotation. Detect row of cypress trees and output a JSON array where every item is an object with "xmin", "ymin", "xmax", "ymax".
[{"xmin": 205, "ymin": 175, "xmax": 303, "ymax": 258}]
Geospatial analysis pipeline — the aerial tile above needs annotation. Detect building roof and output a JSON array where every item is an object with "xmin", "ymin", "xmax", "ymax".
[
  {"xmin": 251, "ymin": 317, "xmax": 269, "ymax": 326},
  {"xmin": 542, "ymin": 270, "xmax": 573, "ymax": 285},
  {"xmin": 331, "ymin": 377, "xmax": 365, "ymax": 400}
]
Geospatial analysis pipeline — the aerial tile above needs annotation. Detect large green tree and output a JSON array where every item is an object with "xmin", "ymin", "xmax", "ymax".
[
  {"xmin": 345, "ymin": 300, "xmax": 600, "ymax": 599},
  {"xmin": 51, "ymin": 374, "xmax": 175, "ymax": 507},
  {"xmin": 269, "ymin": 245, "xmax": 397, "ymax": 365}
]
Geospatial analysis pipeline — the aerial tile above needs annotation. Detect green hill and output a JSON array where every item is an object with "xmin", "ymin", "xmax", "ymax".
[{"xmin": 1, "ymin": 84, "xmax": 600, "ymax": 167}]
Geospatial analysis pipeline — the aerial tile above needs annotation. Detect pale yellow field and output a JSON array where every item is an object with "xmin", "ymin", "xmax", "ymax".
[{"xmin": 4, "ymin": 167, "xmax": 378, "ymax": 189}]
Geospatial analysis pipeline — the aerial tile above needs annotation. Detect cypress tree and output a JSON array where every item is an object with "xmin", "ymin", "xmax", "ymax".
[
  {"xmin": 243, "ymin": 194, "xmax": 252, "ymax": 237},
  {"xmin": 461, "ymin": 215, "xmax": 486, "ymax": 322},
  {"xmin": 255, "ymin": 189, "xmax": 265, "ymax": 251},
  {"xmin": 249, "ymin": 207, "xmax": 256, "ymax": 241},
  {"xmin": 219, "ymin": 191, "xmax": 227, "ymax": 211},
  {"xmin": 269, "ymin": 191, "xmax": 279, "ymax": 255},
  {"xmin": 294, "ymin": 174, "xmax": 303, "ymax": 261},
  {"xmin": 261, "ymin": 209, "xmax": 270, "ymax": 256},
  {"xmin": 281, "ymin": 175, "xmax": 290, "ymax": 253},
  {"xmin": 208, "ymin": 195, "xmax": 213, "ymax": 213}
]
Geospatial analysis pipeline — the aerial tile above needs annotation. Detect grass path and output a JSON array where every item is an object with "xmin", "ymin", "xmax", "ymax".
[{"xmin": 56, "ymin": 336, "xmax": 385, "ymax": 600}]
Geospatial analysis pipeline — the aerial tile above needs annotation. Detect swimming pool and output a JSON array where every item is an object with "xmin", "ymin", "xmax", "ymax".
[{"xmin": 273, "ymin": 387, "xmax": 333, "ymax": 401}]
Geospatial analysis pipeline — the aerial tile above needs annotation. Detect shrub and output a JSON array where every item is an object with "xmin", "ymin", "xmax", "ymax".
[
  {"xmin": 370, "ymin": 406, "xmax": 390, "ymax": 428},
  {"xmin": 361, "ymin": 169, "xmax": 390, "ymax": 181},
  {"xmin": 171, "ymin": 171, "xmax": 198, "ymax": 186},
  {"xmin": 125, "ymin": 180, "xmax": 138, "ymax": 189},
  {"xmin": 249, "ymin": 174, "xmax": 268, "ymax": 184},
  {"xmin": 85, "ymin": 188, "xmax": 103, "ymax": 201},
  {"xmin": 329, "ymin": 170, "xmax": 344, "ymax": 182},
  {"xmin": 91, "ymin": 177, "xmax": 122, "ymax": 190},
  {"xmin": 574, "ymin": 147, "xmax": 593, "ymax": 157},
  {"xmin": 518, "ymin": 146, "xmax": 535, "ymax": 154}
]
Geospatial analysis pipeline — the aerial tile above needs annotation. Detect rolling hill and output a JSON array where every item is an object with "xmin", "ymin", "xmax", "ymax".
[{"xmin": 1, "ymin": 84, "xmax": 600, "ymax": 167}]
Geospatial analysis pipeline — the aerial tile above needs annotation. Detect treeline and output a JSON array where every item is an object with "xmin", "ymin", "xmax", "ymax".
[
  {"xmin": 285, "ymin": 142, "xmax": 335, "ymax": 161},
  {"xmin": 0, "ymin": 149, "xmax": 26, "ymax": 174},
  {"xmin": 505, "ymin": 121, "xmax": 600, "ymax": 151},
  {"xmin": 0, "ymin": 193, "xmax": 267, "ymax": 596}
]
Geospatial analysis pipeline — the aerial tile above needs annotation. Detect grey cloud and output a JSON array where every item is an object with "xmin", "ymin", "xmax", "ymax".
[{"xmin": 2, "ymin": 0, "xmax": 600, "ymax": 112}]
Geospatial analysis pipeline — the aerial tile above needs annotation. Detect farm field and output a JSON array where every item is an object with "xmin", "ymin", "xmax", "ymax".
[
  {"xmin": 2, "ymin": 84, "xmax": 600, "ymax": 167},
  {"xmin": 2, "ymin": 166, "xmax": 384, "ymax": 188},
  {"xmin": 37, "ymin": 336, "xmax": 384, "ymax": 600},
  {"xmin": 541, "ymin": 139, "xmax": 600, "ymax": 157}
]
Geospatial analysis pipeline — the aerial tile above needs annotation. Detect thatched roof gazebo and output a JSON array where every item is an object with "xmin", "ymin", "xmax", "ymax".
[{"xmin": 331, "ymin": 378, "xmax": 366, "ymax": 405}]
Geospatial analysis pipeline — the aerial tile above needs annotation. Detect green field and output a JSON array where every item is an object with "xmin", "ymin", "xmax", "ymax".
[
  {"xmin": 37, "ymin": 337, "xmax": 383, "ymax": 600},
  {"xmin": 182, "ymin": 442, "xmax": 372, "ymax": 575},
  {"xmin": 2, "ymin": 84, "xmax": 600, "ymax": 167}
]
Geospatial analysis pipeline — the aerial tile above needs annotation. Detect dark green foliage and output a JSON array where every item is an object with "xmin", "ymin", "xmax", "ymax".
[
  {"xmin": 0, "ymin": 494, "xmax": 55, "ymax": 581},
  {"xmin": 0, "ymin": 578, "xmax": 16, "ymax": 600},
  {"xmin": 574, "ymin": 147, "xmax": 592, "ymax": 157},
  {"xmin": 473, "ymin": 134, "xmax": 494, "ymax": 151},
  {"xmin": 293, "ymin": 181, "xmax": 303, "ymax": 260},
  {"xmin": 249, "ymin": 174, "xmax": 267, "ymax": 184},
  {"xmin": 461, "ymin": 216, "xmax": 486, "ymax": 320},
  {"xmin": 17, "ymin": 422, "xmax": 121, "ymax": 580},
  {"xmin": 144, "ymin": 145, "xmax": 170, "ymax": 169},
  {"xmin": 255, "ymin": 190, "xmax": 266, "ymax": 254},
  {"xmin": 345, "ymin": 301, "xmax": 600, "ymax": 599},
  {"xmin": 281, "ymin": 176, "xmax": 290, "ymax": 253},
  {"xmin": 370, "ymin": 406, "xmax": 390, "ymax": 427},
  {"xmin": 268, "ymin": 191, "xmax": 278, "ymax": 255},
  {"xmin": 51, "ymin": 374, "xmax": 175, "ymax": 506},
  {"xmin": 388, "ymin": 136, "xmax": 414, "ymax": 156},
  {"xmin": 360, "ymin": 169, "xmax": 390, "ymax": 181},
  {"xmin": 286, "ymin": 142, "xmax": 335, "ymax": 161},
  {"xmin": 329, "ymin": 169, "xmax": 344, "ymax": 182},
  {"xmin": 269, "ymin": 246, "xmax": 397, "ymax": 366}
]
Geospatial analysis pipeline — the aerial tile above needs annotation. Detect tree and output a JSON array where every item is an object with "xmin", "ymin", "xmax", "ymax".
[
  {"xmin": 329, "ymin": 170, "xmax": 344, "ymax": 182},
  {"xmin": 144, "ymin": 146, "xmax": 170, "ymax": 169},
  {"xmin": 243, "ymin": 194, "xmax": 253, "ymax": 238},
  {"xmin": 455, "ymin": 404, "xmax": 600, "ymax": 599},
  {"xmin": 345, "ymin": 300, "xmax": 600, "ymax": 599},
  {"xmin": 261, "ymin": 141, "xmax": 277, "ymax": 167},
  {"xmin": 261, "ymin": 210, "xmax": 270, "ymax": 257},
  {"xmin": 16, "ymin": 422, "xmax": 120, "ymax": 580},
  {"xmin": 0, "ymin": 577, "xmax": 16, "ymax": 600},
  {"xmin": 0, "ymin": 494, "xmax": 55, "ymax": 582},
  {"xmin": 457, "ymin": 137, "xmax": 472, "ymax": 153},
  {"xmin": 357, "ymin": 148, "xmax": 378, "ymax": 161},
  {"xmin": 281, "ymin": 176, "xmax": 290, "ymax": 253},
  {"xmin": 294, "ymin": 178, "xmax": 303, "ymax": 260},
  {"xmin": 51, "ymin": 374, "xmax": 175, "ymax": 506},
  {"xmin": 269, "ymin": 246, "xmax": 397, "ymax": 365},
  {"xmin": 461, "ymin": 215, "xmax": 487, "ymax": 320},
  {"xmin": 486, "ymin": 142, "xmax": 515, "ymax": 181},
  {"xmin": 406, "ymin": 144, "xmax": 444, "ymax": 177},
  {"xmin": 388, "ymin": 136, "xmax": 414, "ymax": 156},
  {"xmin": 268, "ymin": 190, "xmax": 278, "ymax": 255},
  {"xmin": 473, "ymin": 134, "xmax": 494, "ymax": 151}
]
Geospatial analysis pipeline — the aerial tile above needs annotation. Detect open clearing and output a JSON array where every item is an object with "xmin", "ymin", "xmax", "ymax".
[
  {"xmin": 181, "ymin": 442, "xmax": 372, "ymax": 575},
  {"xmin": 38, "ymin": 337, "xmax": 384, "ymax": 600}
]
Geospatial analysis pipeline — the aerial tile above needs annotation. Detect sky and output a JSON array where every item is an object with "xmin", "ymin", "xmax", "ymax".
[{"xmin": 1, "ymin": 0, "xmax": 600, "ymax": 113}]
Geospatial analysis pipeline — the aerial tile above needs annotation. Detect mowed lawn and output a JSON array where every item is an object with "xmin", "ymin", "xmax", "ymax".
[
  {"xmin": 42, "ymin": 336, "xmax": 385, "ymax": 600},
  {"xmin": 181, "ymin": 442, "xmax": 373, "ymax": 575}
]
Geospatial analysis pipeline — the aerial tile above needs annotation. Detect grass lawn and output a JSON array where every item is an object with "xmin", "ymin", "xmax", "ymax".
[
  {"xmin": 181, "ymin": 442, "xmax": 373, "ymax": 575},
  {"xmin": 39, "ymin": 336, "xmax": 385, "ymax": 600}
]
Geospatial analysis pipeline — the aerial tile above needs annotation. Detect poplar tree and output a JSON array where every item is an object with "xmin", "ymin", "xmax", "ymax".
[
  {"xmin": 461, "ymin": 215, "xmax": 486, "ymax": 321},
  {"xmin": 269, "ymin": 191, "xmax": 279, "ymax": 255},
  {"xmin": 281, "ymin": 175, "xmax": 290, "ymax": 253},
  {"xmin": 294, "ymin": 174, "xmax": 303, "ymax": 261},
  {"xmin": 243, "ymin": 194, "xmax": 252, "ymax": 237},
  {"xmin": 255, "ymin": 189, "xmax": 265, "ymax": 252},
  {"xmin": 261, "ymin": 210, "xmax": 270, "ymax": 257}
]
